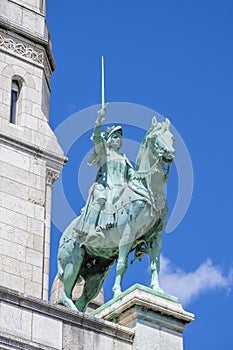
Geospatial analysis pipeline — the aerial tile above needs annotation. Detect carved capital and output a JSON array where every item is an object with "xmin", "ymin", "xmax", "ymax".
[{"xmin": 46, "ymin": 169, "xmax": 59, "ymax": 186}]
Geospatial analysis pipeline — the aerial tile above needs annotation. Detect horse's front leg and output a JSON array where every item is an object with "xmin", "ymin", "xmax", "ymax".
[
  {"xmin": 112, "ymin": 224, "xmax": 133, "ymax": 298},
  {"xmin": 148, "ymin": 231, "xmax": 164, "ymax": 292}
]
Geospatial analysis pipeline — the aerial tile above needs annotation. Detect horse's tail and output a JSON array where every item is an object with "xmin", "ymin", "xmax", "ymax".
[
  {"xmin": 57, "ymin": 216, "xmax": 82, "ymax": 282},
  {"xmin": 58, "ymin": 258, "xmax": 64, "ymax": 281}
]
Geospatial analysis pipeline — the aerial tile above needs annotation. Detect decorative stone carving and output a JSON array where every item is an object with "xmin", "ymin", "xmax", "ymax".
[
  {"xmin": 46, "ymin": 169, "xmax": 59, "ymax": 185},
  {"xmin": 0, "ymin": 33, "xmax": 44, "ymax": 65}
]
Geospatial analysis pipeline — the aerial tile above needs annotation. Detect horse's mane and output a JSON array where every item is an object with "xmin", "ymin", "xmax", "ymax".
[{"xmin": 136, "ymin": 129, "xmax": 152, "ymax": 172}]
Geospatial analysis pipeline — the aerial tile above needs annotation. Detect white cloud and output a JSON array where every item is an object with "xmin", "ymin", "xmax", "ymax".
[{"xmin": 159, "ymin": 256, "xmax": 233, "ymax": 305}]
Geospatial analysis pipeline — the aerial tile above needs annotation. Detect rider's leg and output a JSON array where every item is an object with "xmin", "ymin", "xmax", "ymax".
[{"xmin": 85, "ymin": 190, "xmax": 106, "ymax": 228}]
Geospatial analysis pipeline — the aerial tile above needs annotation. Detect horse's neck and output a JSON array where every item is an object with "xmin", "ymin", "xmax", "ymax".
[
  {"xmin": 150, "ymin": 165, "xmax": 165, "ymax": 194},
  {"xmin": 137, "ymin": 147, "xmax": 165, "ymax": 194}
]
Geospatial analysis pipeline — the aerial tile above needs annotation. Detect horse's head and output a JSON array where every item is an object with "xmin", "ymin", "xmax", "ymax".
[
  {"xmin": 148, "ymin": 116, "xmax": 175, "ymax": 163},
  {"xmin": 136, "ymin": 116, "xmax": 175, "ymax": 177}
]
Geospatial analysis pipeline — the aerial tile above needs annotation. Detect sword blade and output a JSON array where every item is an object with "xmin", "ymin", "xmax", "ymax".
[{"xmin": 102, "ymin": 55, "xmax": 105, "ymax": 108}]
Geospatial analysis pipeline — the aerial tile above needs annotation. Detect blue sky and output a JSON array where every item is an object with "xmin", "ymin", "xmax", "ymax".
[{"xmin": 47, "ymin": 1, "xmax": 233, "ymax": 349}]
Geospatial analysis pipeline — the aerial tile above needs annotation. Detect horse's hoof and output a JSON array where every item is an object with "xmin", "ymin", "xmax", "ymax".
[
  {"xmin": 112, "ymin": 289, "xmax": 121, "ymax": 299},
  {"xmin": 75, "ymin": 299, "xmax": 86, "ymax": 313},
  {"xmin": 60, "ymin": 292, "xmax": 78, "ymax": 311},
  {"xmin": 151, "ymin": 285, "xmax": 164, "ymax": 294}
]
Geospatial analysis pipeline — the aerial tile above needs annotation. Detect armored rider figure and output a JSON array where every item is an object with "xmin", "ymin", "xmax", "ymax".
[{"xmin": 76, "ymin": 105, "xmax": 149, "ymax": 238}]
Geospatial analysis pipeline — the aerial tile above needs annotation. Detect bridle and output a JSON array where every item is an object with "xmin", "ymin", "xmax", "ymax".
[{"xmin": 135, "ymin": 138, "xmax": 172, "ymax": 181}]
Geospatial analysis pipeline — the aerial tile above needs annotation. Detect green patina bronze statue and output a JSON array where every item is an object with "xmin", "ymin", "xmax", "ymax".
[{"xmin": 57, "ymin": 104, "xmax": 175, "ymax": 312}]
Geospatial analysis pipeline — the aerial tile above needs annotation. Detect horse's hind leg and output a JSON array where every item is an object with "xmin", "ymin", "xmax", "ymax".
[
  {"xmin": 75, "ymin": 267, "xmax": 111, "ymax": 312},
  {"xmin": 60, "ymin": 246, "xmax": 85, "ymax": 311},
  {"xmin": 148, "ymin": 231, "xmax": 163, "ymax": 292}
]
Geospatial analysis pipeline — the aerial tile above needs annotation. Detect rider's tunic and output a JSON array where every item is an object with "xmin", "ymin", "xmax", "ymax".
[{"xmin": 76, "ymin": 122, "xmax": 150, "ymax": 235}]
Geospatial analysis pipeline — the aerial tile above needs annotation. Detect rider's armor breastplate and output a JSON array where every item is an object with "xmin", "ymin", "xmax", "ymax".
[{"xmin": 96, "ymin": 153, "xmax": 128, "ymax": 189}]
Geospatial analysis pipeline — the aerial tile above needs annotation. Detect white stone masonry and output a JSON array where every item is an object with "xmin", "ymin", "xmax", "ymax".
[{"xmin": 0, "ymin": 0, "xmax": 66, "ymax": 300}]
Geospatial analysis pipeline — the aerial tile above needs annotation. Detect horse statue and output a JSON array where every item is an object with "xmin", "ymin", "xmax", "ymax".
[{"xmin": 57, "ymin": 110, "xmax": 175, "ymax": 312}]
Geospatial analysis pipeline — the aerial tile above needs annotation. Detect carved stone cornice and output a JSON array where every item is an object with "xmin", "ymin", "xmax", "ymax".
[
  {"xmin": 0, "ymin": 29, "xmax": 53, "ymax": 84},
  {"xmin": 0, "ymin": 32, "xmax": 44, "ymax": 65},
  {"xmin": 0, "ymin": 285, "xmax": 135, "ymax": 344},
  {"xmin": 0, "ymin": 132, "xmax": 67, "ymax": 172},
  {"xmin": 0, "ymin": 13, "xmax": 55, "ymax": 71}
]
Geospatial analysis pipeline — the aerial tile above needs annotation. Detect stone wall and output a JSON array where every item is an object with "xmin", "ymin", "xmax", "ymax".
[
  {"xmin": 0, "ymin": 0, "xmax": 47, "ymax": 37},
  {"xmin": 0, "ymin": 284, "xmax": 194, "ymax": 350},
  {"xmin": 0, "ymin": 0, "xmax": 65, "ymax": 300},
  {"xmin": 0, "ymin": 286, "xmax": 134, "ymax": 350}
]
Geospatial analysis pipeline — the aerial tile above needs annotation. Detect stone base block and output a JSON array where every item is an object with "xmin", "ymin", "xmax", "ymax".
[{"xmin": 91, "ymin": 284, "xmax": 194, "ymax": 350}]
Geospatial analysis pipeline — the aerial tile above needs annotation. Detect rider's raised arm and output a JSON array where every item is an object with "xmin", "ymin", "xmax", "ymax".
[
  {"xmin": 88, "ymin": 105, "xmax": 108, "ymax": 166},
  {"xmin": 92, "ymin": 110, "xmax": 105, "ymax": 153}
]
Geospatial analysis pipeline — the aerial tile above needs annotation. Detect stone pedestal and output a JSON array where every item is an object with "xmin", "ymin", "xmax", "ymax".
[{"xmin": 91, "ymin": 284, "xmax": 194, "ymax": 350}]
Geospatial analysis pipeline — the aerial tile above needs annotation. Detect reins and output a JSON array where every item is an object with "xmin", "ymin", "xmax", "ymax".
[{"xmin": 134, "ymin": 157, "xmax": 161, "ymax": 180}]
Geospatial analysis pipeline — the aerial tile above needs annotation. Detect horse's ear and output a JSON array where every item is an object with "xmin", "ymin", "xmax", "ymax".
[
  {"xmin": 152, "ymin": 116, "xmax": 157, "ymax": 127},
  {"xmin": 165, "ymin": 118, "xmax": 170, "ymax": 130}
]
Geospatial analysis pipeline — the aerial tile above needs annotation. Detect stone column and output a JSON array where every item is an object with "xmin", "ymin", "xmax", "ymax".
[
  {"xmin": 42, "ymin": 168, "xmax": 59, "ymax": 300},
  {"xmin": 91, "ymin": 284, "xmax": 194, "ymax": 350}
]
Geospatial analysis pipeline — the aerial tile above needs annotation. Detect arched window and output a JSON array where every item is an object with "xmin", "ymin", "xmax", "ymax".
[{"xmin": 10, "ymin": 80, "xmax": 20, "ymax": 124}]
